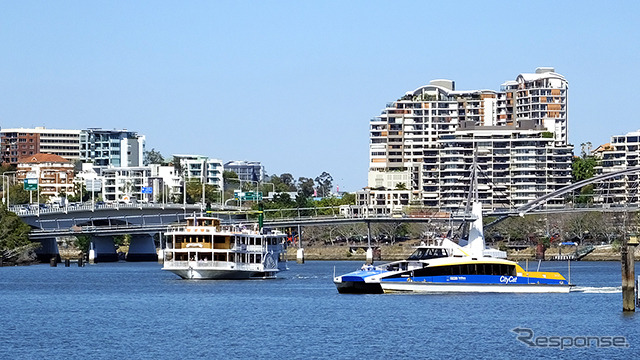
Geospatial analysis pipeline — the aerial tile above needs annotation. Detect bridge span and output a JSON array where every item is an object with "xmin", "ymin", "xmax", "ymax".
[
  {"xmin": 16, "ymin": 165, "xmax": 640, "ymax": 263},
  {"xmin": 17, "ymin": 203, "xmax": 246, "ymax": 263}
]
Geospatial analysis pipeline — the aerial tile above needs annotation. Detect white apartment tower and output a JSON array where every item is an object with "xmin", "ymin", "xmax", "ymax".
[
  {"xmin": 173, "ymin": 154, "xmax": 224, "ymax": 187},
  {"xmin": 368, "ymin": 67, "xmax": 571, "ymax": 211},
  {"xmin": 592, "ymin": 130, "xmax": 640, "ymax": 205},
  {"xmin": 80, "ymin": 128, "xmax": 145, "ymax": 167}
]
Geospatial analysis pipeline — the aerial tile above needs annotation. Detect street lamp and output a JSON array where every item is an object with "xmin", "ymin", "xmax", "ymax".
[
  {"xmin": 201, "ymin": 178, "xmax": 205, "ymax": 213},
  {"xmin": 261, "ymin": 182, "xmax": 276, "ymax": 200},
  {"xmin": 240, "ymin": 179, "xmax": 260, "ymax": 201},
  {"xmin": 224, "ymin": 177, "xmax": 243, "ymax": 208},
  {"xmin": 225, "ymin": 198, "xmax": 240, "ymax": 207},
  {"xmin": 182, "ymin": 176, "xmax": 186, "ymax": 211},
  {"xmin": 2, "ymin": 171, "xmax": 17, "ymax": 209}
]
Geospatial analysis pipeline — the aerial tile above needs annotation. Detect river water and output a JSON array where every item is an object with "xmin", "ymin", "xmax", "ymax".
[{"xmin": 1, "ymin": 260, "xmax": 638, "ymax": 359}]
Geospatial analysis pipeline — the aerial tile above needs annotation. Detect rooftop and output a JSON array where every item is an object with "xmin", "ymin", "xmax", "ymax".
[{"xmin": 17, "ymin": 153, "xmax": 72, "ymax": 164}]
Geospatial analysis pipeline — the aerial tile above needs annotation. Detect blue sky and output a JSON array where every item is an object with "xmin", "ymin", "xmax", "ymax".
[{"xmin": 1, "ymin": 1, "xmax": 638, "ymax": 191}]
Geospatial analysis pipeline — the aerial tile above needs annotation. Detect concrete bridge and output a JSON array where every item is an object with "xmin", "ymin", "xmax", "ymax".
[
  {"xmin": 15, "ymin": 166, "xmax": 640, "ymax": 263},
  {"xmin": 17, "ymin": 203, "xmax": 246, "ymax": 263}
]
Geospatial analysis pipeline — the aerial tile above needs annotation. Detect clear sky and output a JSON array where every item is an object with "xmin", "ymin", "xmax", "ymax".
[{"xmin": 1, "ymin": 1, "xmax": 638, "ymax": 191}]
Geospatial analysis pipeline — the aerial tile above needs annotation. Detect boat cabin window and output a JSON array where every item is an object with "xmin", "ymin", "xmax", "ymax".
[
  {"xmin": 407, "ymin": 248, "xmax": 449, "ymax": 260},
  {"xmin": 409, "ymin": 263, "xmax": 517, "ymax": 277}
]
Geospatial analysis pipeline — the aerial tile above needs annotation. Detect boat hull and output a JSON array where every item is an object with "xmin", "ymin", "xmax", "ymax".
[
  {"xmin": 163, "ymin": 268, "xmax": 278, "ymax": 280},
  {"xmin": 381, "ymin": 281, "xmax": 572, "ymax": 293},
  {"xmin": 334, "ymin": 280, "xmax": 383, "ymax": 294}
]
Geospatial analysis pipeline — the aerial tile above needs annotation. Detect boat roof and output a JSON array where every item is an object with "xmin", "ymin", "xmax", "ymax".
[{"xmin": 423, "ymin": 256, "xmax": 517, "ymax": 266}]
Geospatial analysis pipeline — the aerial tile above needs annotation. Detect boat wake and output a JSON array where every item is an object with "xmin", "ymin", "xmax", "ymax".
[
  {"xmin": 292, "ymin": 275, "xmax": 320, "ymax": 280},
  {"xmin": 571, "ymin": 286, "xmax": 621, "ymax": 294}
]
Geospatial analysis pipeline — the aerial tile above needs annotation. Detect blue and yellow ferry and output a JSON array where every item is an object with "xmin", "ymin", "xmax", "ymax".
[
  {"xmin": 335, "ymin": 194, "xmax": 573, "ymax": 294},
  {"xmin": 333, "ymin": 245, "xmax": 572, "ymax": 294}
]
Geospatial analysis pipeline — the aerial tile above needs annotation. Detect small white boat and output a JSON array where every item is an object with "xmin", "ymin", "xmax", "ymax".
[{"xmin": 162, "ymin": 216, "xmax": 288, "ymax": 280}]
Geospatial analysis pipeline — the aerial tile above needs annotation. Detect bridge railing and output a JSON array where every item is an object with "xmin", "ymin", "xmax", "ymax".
[{"xmin": 11, "ymin": 202, "xmax": 242, "ymax": 217}]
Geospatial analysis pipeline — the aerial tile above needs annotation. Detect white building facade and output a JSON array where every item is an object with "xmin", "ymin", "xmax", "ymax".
[
  {"xmin": 173, "ymin": 154, "xmax": 224, "ymax": 187},
  {"xmin": 368, "ymin": 67, "xmax": 571, "ymax": 211},
  {"xmin": 80, "ymin": 128, "xmax": 145, "ymax": 167},
  {"xmin": 16, "ymin": 153, "xmax": 75, "ymax": 198},
  {"xmin": 75, "ymin": 163, "xmax": 183, "ymax": 203},
  {"xmin": 224, "ymin": 160, "xmax": 264, "ymax": 182},
  {"xmin": 101, "ymin": 167, "xmax": 152, "ymax": 202},
  {"xmin": 593, "ymin": 130, "xmax": 640, "ymax": 205}
]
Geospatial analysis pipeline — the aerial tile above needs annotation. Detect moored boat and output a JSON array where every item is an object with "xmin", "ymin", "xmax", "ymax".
[{"xmin": 162, "ymin": 216, "xmax": 288, "ymax": 280}]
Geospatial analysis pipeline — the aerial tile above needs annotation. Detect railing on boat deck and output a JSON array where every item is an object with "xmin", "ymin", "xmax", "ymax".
[{"xmin": 164, "ymin": 260, "xmax": 265, "ymax": 271}]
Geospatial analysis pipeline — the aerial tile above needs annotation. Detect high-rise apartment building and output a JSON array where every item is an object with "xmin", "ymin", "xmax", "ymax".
[
  {"xmin": 428, "ymin": 123, "xmax": 573, "ymax": 210},
  {"xmin": 79, "ymin": 128, "xmax": 145, "ymax": 167},
  {"xmin": 592, "ymin": 130, "xmax": 640, "ymax": 205},
  {"xmin": 1, "ymin": 127, "xmax": 81, "ymax": 165},
  {"xmin": 173, "ymin": 154, "xmax": 224, "ymax": 187},
  {"xmin": 0, "ymin": 127, "xmax": 146, "ymax": 168},
  {"xmin": 224, "ymin": 161, "xmax": 264, "ymax": 182},
  {"xmin": 368, "ymin": 67, "xmax": 571, "ymax": 211}
]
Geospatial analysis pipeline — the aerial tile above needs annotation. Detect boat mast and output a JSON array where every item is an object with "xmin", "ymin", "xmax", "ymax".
[{"xmin": 466, "ymin": 150, "xmax": 486, "ymax": 257}]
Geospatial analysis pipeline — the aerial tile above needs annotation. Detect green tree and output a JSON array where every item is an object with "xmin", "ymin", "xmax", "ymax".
[
  {"xmin": 143, "ymin": 148, "xmax": 165, "ymax": 165},
  {"xmin": 0, "ymin": 206, "xmax": 31, "ymax": 249},
  {"xmin": 295, "ymin": 194, "xmax": 314, "ymax": 216},
  {"xmin": 395, "ymin": 182, "xmax": 407, "ymax": 190},
  {"xmin": 278, "ymin": 173, "xmax": 296, "ymax": 191},
  {"xmin": 0, "ymin": 206, "xmax": 37, "ymax": 264},
  {"xmin": 339, "ymin": 192, "xmax": 356, "ymax": 205},
  {"xmin": 183, "ymin": 179, "xmax": 220, "ymax": 204},
  {"xmin": 268, "ymin": 173, "xmax": 296, "ymax": 193},
  {"xmin": 67, "ymin": 182, "xmax": 90, "ymax": 202},
  {"xmin": 271, "ymin": 193, "xmax": 295, "ymax": 207},
  {"xmin": 74, "ymin": 234, "xmax": 91, "ymax": 254},
  {"xmin": 257, "ymin": 193, "xmax": 297, "ymax": 219},
  {"xmin": 315, "ymin": 196, "xmax": 341, "ymax": 215},
  {"xmin": 572, "ymin": 151, "xmax": 597, "ymax": 204},
  {"xmin": 8, "ymin": 182, "xmax": 30, "ymax": 205},
  {"xmin": 297, "ymin": 177, "xmax": 315, "ymax": 198},
  {"xmin": 223, "ymin": 170, "xmax": 238, "ymax": 181},
  {"xmin": 314, "ymin": 172, "xmax": 333, "ymax": 197},
  {"xmin": 171, "ymin": 157, "xmax": 185, "ymax": 176},
  {"xmin": 572, "ymin": 156, "xmax": 597, "ymax": 182}
]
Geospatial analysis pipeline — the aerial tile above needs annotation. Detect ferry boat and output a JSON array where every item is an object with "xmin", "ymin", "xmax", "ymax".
[
  {"xmin": 162, "ymin": 216, "xmax": 288, "ymax": 280},
  {"xmin": 334, "ymin": 199, "xmax": 573, "ymax": 294}
]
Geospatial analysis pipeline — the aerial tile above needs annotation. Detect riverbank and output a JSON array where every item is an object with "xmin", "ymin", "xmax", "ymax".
[{"xmin": 286, "ymin": 243, "xmax": 640, "ymax": 261}]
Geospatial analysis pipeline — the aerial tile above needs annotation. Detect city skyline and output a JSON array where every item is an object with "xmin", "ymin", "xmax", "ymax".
[{"xmin": 1, "ymin": 1, "xmax": 638, "ymax": 191}]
